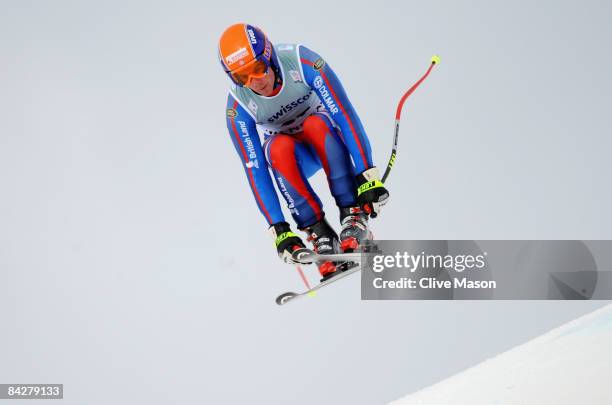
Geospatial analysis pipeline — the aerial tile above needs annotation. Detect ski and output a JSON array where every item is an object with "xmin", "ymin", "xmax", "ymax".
[
  {"xmin": 275, "ymin": 261, "xmax": 361, "ymax": 306},
  {"xmin": 275, "ymin": 244, "xmax": 382, "ymax": 305},
  {"xmin": 290, "ymin": 248, "xmax": 364, "ymax": 264}
]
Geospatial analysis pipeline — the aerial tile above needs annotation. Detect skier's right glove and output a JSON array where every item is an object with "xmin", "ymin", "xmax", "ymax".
[
  {"xmin": 269, "ymin": 221, "xmax": 306, "ymax": 264},
  {"xmin": 355, "ymin": 167, "xmax": 390, "ymax": 218}
]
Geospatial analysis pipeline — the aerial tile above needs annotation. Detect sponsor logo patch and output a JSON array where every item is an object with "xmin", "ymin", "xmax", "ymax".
[
  {"xmin": 314, "ymin": 58, "xmax": 325, "ymax": 70},
  {"xmin": 226, "ymin": 108, "xmax": 237, "ymax": 118},
  {"xmin": 238, "ymin": 120, "xmax": 259, "ymax": 168},
  {"xmin": 247, "ymin": 29, "xmax": 257, "ymax": 44},
  {"xmin": 226, "ymin": 47, "xmax": 249, "ymax": 65},
  {"xmin": 266, "ymin": 93, "xmax": 312, "ymax": 123},
  {"xmin": 312, "ymin": 76, "xmax": 339, "ymax": 115},
  {"xmin": 289, "ymin": 70, "xmax": 302, "ymax": 83},
  {"xmin": 277, "ymin": 177, "xmax": 299, "ymax": 215},
  {"xmin": 263, "ymin": 41, "xmax": 272, "ymax": 59}
]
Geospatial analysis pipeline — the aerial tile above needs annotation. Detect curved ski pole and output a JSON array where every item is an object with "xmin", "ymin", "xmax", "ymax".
[{"xmin": 381, "ymin": 55, "xmax": 440, "ymax": 184}]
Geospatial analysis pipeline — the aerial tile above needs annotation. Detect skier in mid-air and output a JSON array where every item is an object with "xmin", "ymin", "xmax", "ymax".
[{"xmin": 219, "ymin": 23, "xmax": 389, "ymax": 280}]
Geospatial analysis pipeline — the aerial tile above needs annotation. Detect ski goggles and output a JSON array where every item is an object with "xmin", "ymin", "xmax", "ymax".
[
  {"xmin": 227, "ymin": 38, "xmax": 274, "ymax": 87},
  {"xmin": 230, "ymin": 55, "xmax": 270, "ymax": 86}
]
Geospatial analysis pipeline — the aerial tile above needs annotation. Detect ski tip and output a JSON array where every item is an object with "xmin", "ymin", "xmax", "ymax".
[
  {"xmin": 292, "ymin": 248, "xmax": 316, "ymax": 264},
  {"xmin": 276, "ymin": 292, "xmax": 298, "ymax": 305},
  {"xmin": 430, "ymin": 55, "xmax": 441, "ymax": 64},
  {"xmin": 307, "ymin": 291, "xmax": 317, "ymax": 298}
]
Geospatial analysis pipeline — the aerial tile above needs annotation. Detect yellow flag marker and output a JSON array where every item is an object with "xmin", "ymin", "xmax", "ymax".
[
  {"xmin": 307, "ymin": 291, "xmax": 317, "ymax": 297},
  {"xmin": 431, "ymin": 55, "xmax": 441, "ymax": 64}
]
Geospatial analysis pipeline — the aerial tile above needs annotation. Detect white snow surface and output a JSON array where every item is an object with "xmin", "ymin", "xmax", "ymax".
[{"xmin": 391, "ymin": 305, "xmax": 612, "ymax": 405}]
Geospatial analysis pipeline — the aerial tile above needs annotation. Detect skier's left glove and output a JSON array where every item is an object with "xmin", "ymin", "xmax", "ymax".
[
  {"xmin": 269, "ymin": 221, "xmax": 306, "ymax": 264},
  {"xmin": 355, "ymin": 167, "xmax": 389, "ymax": 218}
]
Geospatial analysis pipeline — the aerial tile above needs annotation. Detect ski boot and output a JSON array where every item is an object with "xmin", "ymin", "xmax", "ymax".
[
  {"xmin": 301, "ymin": 217, "xmax": 340, "ymax": 281},
  {"xmin": 339, "ymin": 206, "xmax": 373, "ymax": 253}
]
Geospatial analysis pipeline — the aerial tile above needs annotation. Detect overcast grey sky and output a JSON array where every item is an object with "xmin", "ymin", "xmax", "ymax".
[{"xmin": 1, "ymin": 0, "xmax": 611, "ymax": 404}]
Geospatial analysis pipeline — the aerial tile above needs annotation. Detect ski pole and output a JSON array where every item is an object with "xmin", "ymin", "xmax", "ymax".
[
  {"xmin": 381, "ymin": 55, "xmax": 440, "ymax": 184},
  {"xmin": 294, "ymin": 264, "xmax": 312, "ymax": 290}
]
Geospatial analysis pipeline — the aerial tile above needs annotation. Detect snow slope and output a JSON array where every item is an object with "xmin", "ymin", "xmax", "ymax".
[{"xmin": 391, "ymin": 305, "xmax": 612, "ymax": 405}]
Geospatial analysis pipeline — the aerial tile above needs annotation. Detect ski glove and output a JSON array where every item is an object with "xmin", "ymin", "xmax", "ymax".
[
  {"xmin": 269, "ymin": 222, "xmax": 306, "ymax": 264},
  {"xmin": 355, "ymin": 167, "xmax": 390, "ymax": 218}
]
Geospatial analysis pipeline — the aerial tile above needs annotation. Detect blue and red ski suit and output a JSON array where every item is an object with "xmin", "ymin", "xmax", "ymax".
[{"xmin": 225, "ymin": 45, "xmax": 375, "ymax": 229}]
